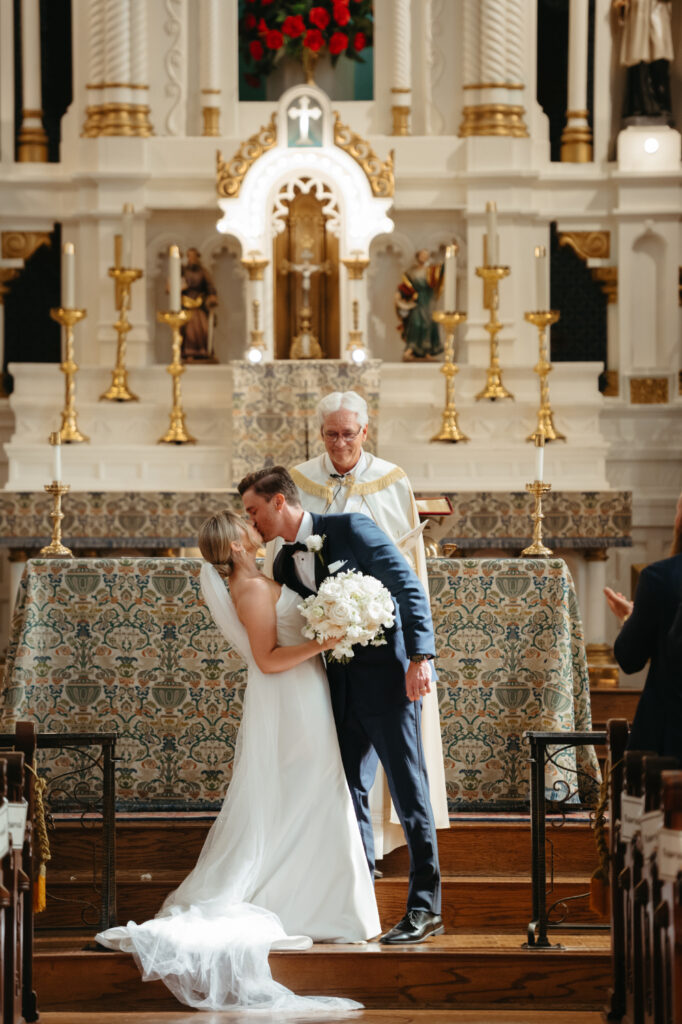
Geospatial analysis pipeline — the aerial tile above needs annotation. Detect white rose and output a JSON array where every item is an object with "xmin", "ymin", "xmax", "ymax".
[{"xmin": 306, "ymin": 534, "xmax": 323, "ymax": 553}]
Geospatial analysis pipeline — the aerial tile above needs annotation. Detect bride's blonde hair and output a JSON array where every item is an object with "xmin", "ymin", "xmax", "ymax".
[{"xmin": 198, "ymin": 510, "xmax": 247, "ymax": 578}]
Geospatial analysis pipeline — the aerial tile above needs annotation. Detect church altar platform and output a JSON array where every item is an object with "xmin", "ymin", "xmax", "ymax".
[
  {"xmin": 0, "ymin": 488, "xmax": 631, "ymax": 552},
  {"xmin": 0, "ymin": 556, "xmax": 601, "ymax": 813}
]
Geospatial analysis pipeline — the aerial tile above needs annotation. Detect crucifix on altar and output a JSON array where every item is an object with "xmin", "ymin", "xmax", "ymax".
[
  {"xmin": 280, "ymin": 246, "xmax": 331, "ymax": 358},
  {"xmin": 287, "ymin": 95, "xmax": 322, "ymax": 147}
]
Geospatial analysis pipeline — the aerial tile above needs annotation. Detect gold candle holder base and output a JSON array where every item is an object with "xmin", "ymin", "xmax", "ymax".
[
  {"xmin": 49, "ymin": 307, "xmax": 89, "ymax": 443},
  {"xmin": 431, "ymin": 310, "xmax": 469, "ymax": 443},
  {"xmin": 521, "ymin": 481, "xmax": 553, "ymax": 557},
  {"xmin": 524, "ymin": 310, "xmax": 565, "ymax": 443},
  {"xmin": 100, "ymin": 267, "xmax": 143, "ymax": 402},
  {"xmin": 157, "ymin": 309, "xmax": 197, "ymax": 445},
  {"xmin": 475, "ymin": 265, "xmax": 514, "ymax": 401},
  {"xmin": 39, "ymin": 483, "xmax": 73, "ymax": 558}
]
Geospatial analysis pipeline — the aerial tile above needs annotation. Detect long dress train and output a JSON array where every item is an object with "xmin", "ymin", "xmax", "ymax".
[{"xmin": 96, "ymin": 563, "xmax": 380, "ymax": 1011}]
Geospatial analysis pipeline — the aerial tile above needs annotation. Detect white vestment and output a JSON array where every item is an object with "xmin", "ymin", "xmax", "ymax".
[
  {"xmin": 268, "ymin": 451, "xmax": 449, "ymax": 857},
  {"xmin": 618, "ymin": 0, "xmax": 673, "ymax": 66}
]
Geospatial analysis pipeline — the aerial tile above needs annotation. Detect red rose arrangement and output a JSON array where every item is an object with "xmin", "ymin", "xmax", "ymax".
[{"xmin": 240, "ymin": 0, "xmax": 373, "ymax": 87}]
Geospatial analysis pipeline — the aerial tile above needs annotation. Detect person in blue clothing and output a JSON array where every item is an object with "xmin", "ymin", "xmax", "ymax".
[
  {"xmin": 604, "ymin": 493, "xmax": 682, "ymax": 756},
  {"xmin": 239, "ymin": 464, "xmax": 443, "ymax": 945}
]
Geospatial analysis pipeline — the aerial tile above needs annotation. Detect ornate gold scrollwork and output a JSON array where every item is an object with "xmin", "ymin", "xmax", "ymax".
[
  {"xmin": 591, "ymin": 266, "xmax": 617, "ymax": 303},
  {"xmin": 558, "ymin": 231, "xmax": 610, "ymax": 261},
  {"xmin": 333, "ymin": 114, "xmax": 395, "ymax": 198},
  {"xmin": 1, "ymin": 231, "xmax": 51, "ymax": 260},
  {"xmin": 216, "ymin": 115, "xmax": 277, "ymax": 199}
]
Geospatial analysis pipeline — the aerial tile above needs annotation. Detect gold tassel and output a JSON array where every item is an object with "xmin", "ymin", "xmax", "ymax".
[{"xmin": 33, "ymin": 862, "xmax": 46, "ymax": 914}]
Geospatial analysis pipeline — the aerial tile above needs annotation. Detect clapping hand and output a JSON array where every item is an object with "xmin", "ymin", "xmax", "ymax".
[{"xmin": 604, "ymin": 586, "xmax": 633, "ymax": 624}]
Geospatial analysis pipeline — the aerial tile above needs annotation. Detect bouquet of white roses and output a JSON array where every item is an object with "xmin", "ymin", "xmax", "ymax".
[{"xmin": 298, "ymin": 569, "xmax": 395, "ymax": 662}]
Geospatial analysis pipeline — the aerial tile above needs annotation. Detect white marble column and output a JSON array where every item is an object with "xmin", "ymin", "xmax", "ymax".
[
  {"xmin": 560, "ymin": 0, "xmax": 593, "ymax": 161},
  {"xmin": 390, "ymin": 0, "xmax": 412, "ymax": 135},
  {"xmin": 583, "ymin": 549, "xmax": 618, "ymax": 685},
  {"xmin": 17, "ymin": 0, "xmax": 48, "ymax": 161},
  {"xmin": 341, "ymin": 255, "xmax": 370, "ymax": 361},
  {"xmin": 241, "ymin": 255, "xmax": 269, "ymax": 361},
  {"xmin": 82, "ymin": 0, "xmax": 152, "ymax": 137},
  {"xmin": 200, "ymin": 0, "xmax": 221, "ymax": 136},
  {"xmin": 460, "ymin": 0, "xmax": 528, "ymax": 138}
]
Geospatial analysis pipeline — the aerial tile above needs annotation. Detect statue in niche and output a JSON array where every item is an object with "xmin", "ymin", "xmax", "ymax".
[
  {"xmin": 612, "ymin": 0, "xmax": 674, "ymax": 124},
  {"xmin": 395, "ymin": 249, "xmax": 444, "ymax": 361},
  {"xmin": 180, "ymin": 248, "xmax": 219, "ymax": 362},
  {"xmin": 280, "ymin": 246, "xmax": 331, "ymax": 359}
]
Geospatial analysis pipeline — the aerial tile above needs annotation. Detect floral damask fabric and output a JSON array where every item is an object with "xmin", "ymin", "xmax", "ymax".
[
  {"xmin": 429, "ymin": 558, "xmax": 601, "ymax": 807},
  {"xmin": 0, "ymin": 556, "xmax": 600, "ymax": 810},
  {"xmin": 231, "ymin": 359, "xmax": 381, "ymax": 485}
]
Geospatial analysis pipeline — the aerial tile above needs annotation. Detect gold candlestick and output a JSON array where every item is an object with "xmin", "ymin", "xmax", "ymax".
[
  {"xmin": 475, "ymin": 265, "xmax": 514, "ymax": 401},
  {"xmin": 524, "ymin": 310, "xmax": 565, "ymax": 443},
  {"xmin": 430, "ymin": 311, "xmax": 469, "ymax": 443},
  {"xmin": 521, "ymin": 481, "xmax": 553, "ymax": 557},
  {"xmin": 39, "ymin": 482, "xmax": 73, "ymax": 558},
  {"xmin": 156, "ymin": 308, "xmax": 196, "ymax": 444},
  {"xmin": 49, "ymin": 307, "xmax": 89, "ymax": 443},
  {"xmin": 100, "ymin": 267, "xmax": 143, "ymax": 402}
]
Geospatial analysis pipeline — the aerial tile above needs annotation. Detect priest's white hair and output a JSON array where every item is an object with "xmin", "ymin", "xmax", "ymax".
[{"xmin": 317, "ymin": 391, "xmax": 368, "ymax": 429}]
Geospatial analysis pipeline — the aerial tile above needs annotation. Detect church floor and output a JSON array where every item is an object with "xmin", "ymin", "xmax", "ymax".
[{"xmin": 38, "ymin": 1012, "xmax": 606, "ymax": 1023}]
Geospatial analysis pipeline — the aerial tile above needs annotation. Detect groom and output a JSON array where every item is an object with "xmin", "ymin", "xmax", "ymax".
[{"xmin": 239, "ymin": 465, "xmax": 442, "ymax": 945}]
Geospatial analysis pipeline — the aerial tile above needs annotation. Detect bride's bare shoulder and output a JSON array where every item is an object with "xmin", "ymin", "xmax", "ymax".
[{"xmin": 232, "ymin": 575, "xmax": 279, "ymax": 617}]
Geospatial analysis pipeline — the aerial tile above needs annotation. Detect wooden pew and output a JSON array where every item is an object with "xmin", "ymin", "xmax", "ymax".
[
  {"xmin": 619, "ymin": 749, "xmax": 656, "ymax": 1024},
  {"xmin": 654, "ymin": 771, "xmax": 682, "ymax": 1024},
  {"xmin": 0, "ymin": 760, "xmax": 10, "ymax": 1024},
  {"xmin": 635, "ymin": 756, "xmax": 678, "ymax": 1024},
  {"xmin": 607, "ymin": 718, "xmax": 630, "ymax": 1022}
]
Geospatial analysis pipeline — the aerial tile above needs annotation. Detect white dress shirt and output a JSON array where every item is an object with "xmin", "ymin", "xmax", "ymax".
[{"xmin": 291, "ymin": 510, "xmax": 317, "ymax": 593}]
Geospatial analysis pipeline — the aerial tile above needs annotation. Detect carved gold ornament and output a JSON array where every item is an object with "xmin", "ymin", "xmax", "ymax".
[
  {"xmin": 630, "ymin": 377, "xmax": 669, "ymax": 404},
  {"xmin": 591, "ymin": 266, "xmax": 617, "ymax": 303},
  {"xmin": 558, "ymin": 231, "xmax": 610, "ymax": 261},
  {"xmin": 216, "ymin": 115, "xmax": 277, "ymax": 199},
  {"xmin": 333, "ymin": 114, "xmax": 395, "ymax": 198},
  {"xmin": 459, "ymin": 104, "xmax": 528, "ymax": 138},
  {"xmin": 603, "ymin": 370, "xmax": 619, "ymax": 397},
  {"xmin": 2, "ymin": 231, "xmax": 51, "ymax": 260}
]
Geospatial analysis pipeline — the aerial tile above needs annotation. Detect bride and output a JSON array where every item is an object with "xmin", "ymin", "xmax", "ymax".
[{"xmin": 96, "ymin": 509, "xmax": 381, "ymax": 1011}]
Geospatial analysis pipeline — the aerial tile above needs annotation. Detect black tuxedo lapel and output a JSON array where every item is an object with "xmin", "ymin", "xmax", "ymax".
[
  {"xmin": 311, "ymin": 513, "xmax": 330, "ymax": 590},
  {"xmin": 273, "ymin": 545, "xmax": 315, "ymax": 599}
]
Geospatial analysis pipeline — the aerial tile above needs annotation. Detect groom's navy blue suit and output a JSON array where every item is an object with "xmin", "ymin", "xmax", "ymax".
[{"xmin": 273, "ymin": 511, "xmax": 441, "ymax": 914}]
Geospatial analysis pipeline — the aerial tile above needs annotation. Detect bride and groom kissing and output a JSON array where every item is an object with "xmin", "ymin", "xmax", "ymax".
[{"xmin": 97, "ymin": 465, "xmax": 442, "ymax": 1012}]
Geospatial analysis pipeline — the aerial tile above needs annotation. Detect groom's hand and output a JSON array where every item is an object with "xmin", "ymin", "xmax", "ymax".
[{"xmin": 406, "ymin": 660, "xmax": 431, "ymax": 702}]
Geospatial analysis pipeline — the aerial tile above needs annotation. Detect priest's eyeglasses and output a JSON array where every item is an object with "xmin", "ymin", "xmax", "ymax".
[{"xmin": 323, "ymin": 428, "xmax": 362, "ymax": 444}]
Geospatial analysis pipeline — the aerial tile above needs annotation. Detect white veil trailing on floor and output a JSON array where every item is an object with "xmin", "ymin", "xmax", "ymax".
[{"xmin": 95, "ymin": 562, "xmax": 364, "ymax": 1013}]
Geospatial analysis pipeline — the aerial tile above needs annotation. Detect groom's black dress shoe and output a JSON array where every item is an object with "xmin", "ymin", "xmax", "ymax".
[{"xmin": 379, "ymin": 909, "xmax": 444, "ymax": 944}]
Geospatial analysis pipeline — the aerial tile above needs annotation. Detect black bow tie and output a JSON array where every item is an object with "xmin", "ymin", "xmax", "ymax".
[{"xmin": 283, "ymin": 541, "xmax": 308, "ymax": 554}]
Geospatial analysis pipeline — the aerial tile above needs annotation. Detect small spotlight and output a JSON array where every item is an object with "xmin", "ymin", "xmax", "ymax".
[
  {"xmin": 644, "ymin": 137, "xmax": 660, "ymax": 154},
  {"xmin": 350, "ymin": 347, "xmax": 367, "ymax": 364},
  {"xmin": 246, "ymin": 346, "xmax": 263, "ymax": 364}
]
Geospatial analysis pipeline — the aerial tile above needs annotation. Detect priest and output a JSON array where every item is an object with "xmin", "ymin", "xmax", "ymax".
[{"xmin": 281, "ymin": 390, "xmax": 449, "ymax": 857}]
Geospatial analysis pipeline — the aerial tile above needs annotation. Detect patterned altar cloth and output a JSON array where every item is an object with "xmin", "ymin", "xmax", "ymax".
[{"xmin": 0, "ymin": 557, "xmax": 600, "ymax": 811}]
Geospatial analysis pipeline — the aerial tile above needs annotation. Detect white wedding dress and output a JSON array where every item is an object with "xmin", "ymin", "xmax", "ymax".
[{"xmin": 96, "ymin": 563, "xmax": 380, "ymax": 1012}]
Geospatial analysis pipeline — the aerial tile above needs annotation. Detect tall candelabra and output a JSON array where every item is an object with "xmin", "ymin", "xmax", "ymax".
[
  {"xmin": 49, "ymin": 306, "xmax": 89, "ymax": 443},
  {"xmin": 100, "ymin": 266, "xmax": 143, "ymax": 401},
  {"xmin": 524, "ymin": 310, "xmax": 565, "ymax": 443},
  {"xmin": 430, "ymin": 310, "xmax": 469, "ymax": 443},
  {"xmin": 156, "ymin": 308, "xmax": 197, "ymax": 444},
  {"xmin": 475, "ymin": 265, "xmax": 514, "ymax": 401},
  {"xmin": 521, "ymin": 481, "xmax": 553, "ymax": 557}
]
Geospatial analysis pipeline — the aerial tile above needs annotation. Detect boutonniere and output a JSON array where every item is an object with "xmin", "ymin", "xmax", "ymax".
[{"xmin": 305, "ymin": 533, "xmax": 326, "ymax": 564}]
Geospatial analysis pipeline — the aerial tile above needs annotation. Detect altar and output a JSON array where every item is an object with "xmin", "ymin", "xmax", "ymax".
[{"xmin": 0, "ymin": 556, "xmax": 601, "ymax": 812}]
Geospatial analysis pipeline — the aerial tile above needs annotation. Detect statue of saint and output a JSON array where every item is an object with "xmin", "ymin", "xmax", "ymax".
[
  {"xmin": 612, "ymin": 0, "xmax": 674, "ymax": 124},
  {"xmin": 395, "ymin": 249, "xmax": 444, "ymax": 361},
  {"xmin": 180, "ymin": 248, "xmax": 219, "ymax": 362}
]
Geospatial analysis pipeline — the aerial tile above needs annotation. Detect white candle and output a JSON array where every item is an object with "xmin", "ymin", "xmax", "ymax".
[
  {"xmin": 62, "ymin": 242, "xmax": 75, "ymax": 309},
  {"xmin": 486, "ymin": 201, "xmax": 499, "ymax": 266},
  {"xmin": 535, "ymin": 245, "xmax": 549, "ymax": 310},
  {"xmin": 169, "ymin": 245, "xmax": 181, "ymax": 310},
  {"xmin": 534, "ymin": 435, "xmax": 545, "ymax": 482},
  {"xmin": 122, "ymin": 204, "xmax": 134, "ymax": 268},
  {"xmin": 50, "ymin": 432, "xmax": 62, "ymax": 482},
  {"xmin": 443, "ymin": 245, "xmax": 457, "ymax": 311}
]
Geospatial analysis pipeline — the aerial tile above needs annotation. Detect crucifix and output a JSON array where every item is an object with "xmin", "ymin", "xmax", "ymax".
[
  {"xmin": 288, "ymin": 96, "xmax": 322, "ymax": 146},
  {"xmin": 280, "ymin": 247, "xmax": 331, "ymax": 359}
]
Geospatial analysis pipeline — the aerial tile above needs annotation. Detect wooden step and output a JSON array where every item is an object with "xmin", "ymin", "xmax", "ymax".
[
  {"xmin": 33, "ymin": 935, "xmax": 611, "ymax": 1012},
  {"xmin": 36, "ymin": 872, "xmax": 607, "ymax": 933},
  {"xmin": 46, "ymin": 816, "xmax": 602, "ymax": 878}
]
